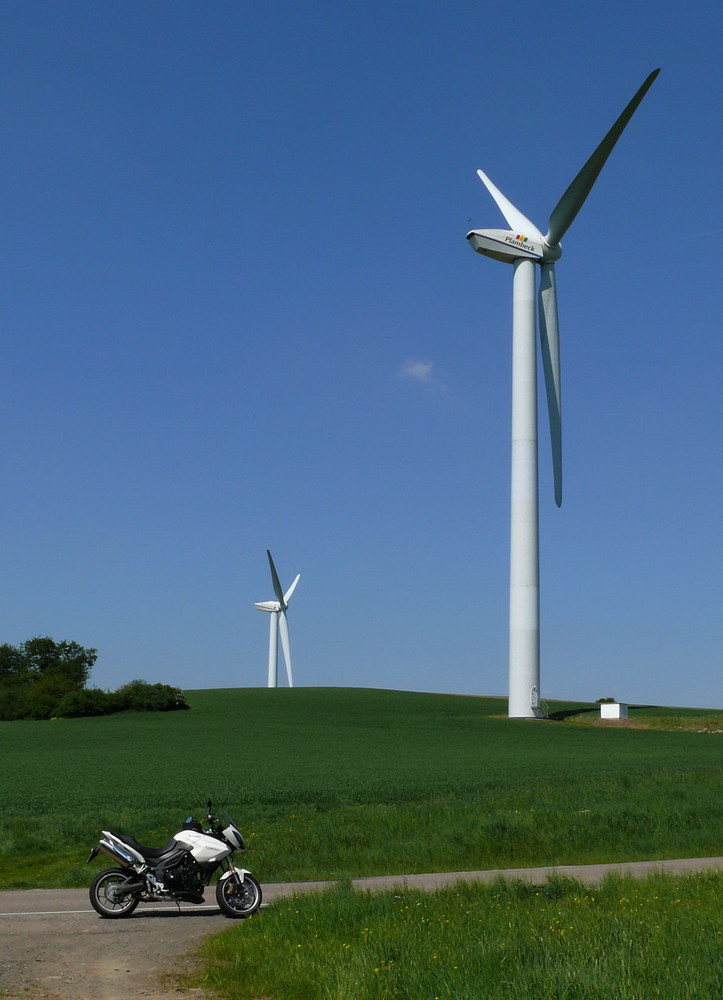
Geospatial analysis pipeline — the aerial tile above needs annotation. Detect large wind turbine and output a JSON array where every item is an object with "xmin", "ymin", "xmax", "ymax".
[
  {"xmin": 466, "ymin": 69, "xmax": 659, "ymax": 718},
  {"xmin": 254, "ymin": 549, "xmax": 300, "ymax": 688}
]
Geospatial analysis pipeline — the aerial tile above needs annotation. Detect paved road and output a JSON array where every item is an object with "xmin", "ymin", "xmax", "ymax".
[{"xmin": 3, "ymin": 857, "xmax": 723, "ymax": 999}]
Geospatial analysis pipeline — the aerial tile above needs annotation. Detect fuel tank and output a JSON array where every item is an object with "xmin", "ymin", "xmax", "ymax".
[{"xmin": 174, "ymin": 829, "xmax": 232, "ymax": 864}]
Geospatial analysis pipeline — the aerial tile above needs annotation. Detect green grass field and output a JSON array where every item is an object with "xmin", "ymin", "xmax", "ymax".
[
  {"xmin": 189, "ymin": 872, "xmax": 723, "ymax": 1000},
  {"xmin": 2, "ymin": 687, "xmax": 723, "ymax": 889}
]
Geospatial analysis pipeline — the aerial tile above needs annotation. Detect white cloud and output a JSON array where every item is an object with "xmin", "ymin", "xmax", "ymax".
[{"xmin": 398, "ymin": 358, "xmax": 446, "ymax": 392}]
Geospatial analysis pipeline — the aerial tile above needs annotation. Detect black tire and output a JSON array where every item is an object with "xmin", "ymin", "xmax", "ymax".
[
  {"xmin": 89, "ymin": 867, "xmax": 141, "ymax": 918},
  {"xmin": 216, "ymin": 872, "xmax": 262, "ymax": 918}
]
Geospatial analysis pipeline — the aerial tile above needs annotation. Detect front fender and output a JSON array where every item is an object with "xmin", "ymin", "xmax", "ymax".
[{"xmin": 219, "ymin": 867, "xmax": 252, "ymax": 883}]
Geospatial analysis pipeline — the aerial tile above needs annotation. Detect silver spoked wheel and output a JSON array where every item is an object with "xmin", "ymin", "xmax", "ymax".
[
  {"xmin": 216, "ymin": 873, "xmax": 262, "ymax": 918},
  {"xmin": 89, "ymin": 868, "xmax": 140, "ymax": 918}
]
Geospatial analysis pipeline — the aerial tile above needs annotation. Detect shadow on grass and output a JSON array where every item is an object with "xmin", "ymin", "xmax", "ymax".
[
  {"xmin": 547, "ymin": 705, "xmax": 657, "ymax": 722},
  {"xmin": 547, "ymin": 707, "xmax": 599, "ymax": 721}
]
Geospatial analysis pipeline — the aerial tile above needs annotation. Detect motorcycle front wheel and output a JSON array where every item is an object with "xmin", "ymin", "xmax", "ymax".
[
  {"xmin": 89, "ymin": 867, "xmax": 141, "ymax": 918},
  {"xmin": 216, "ymin": 873, "xmax": 262, "ymax": 918}
]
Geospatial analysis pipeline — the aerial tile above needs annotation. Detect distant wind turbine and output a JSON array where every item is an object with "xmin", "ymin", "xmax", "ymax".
[
  {"xmin": 466, "ymin": 69, "xmax": 659, "ymax": 718},
  {"xmin": 254, "ymin": 550, "xmax": 300, "ymax": 688}
]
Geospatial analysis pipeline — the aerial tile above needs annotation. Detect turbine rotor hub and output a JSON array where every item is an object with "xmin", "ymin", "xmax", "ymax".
[{"xmin": 541, "ymin": 242, "xmax": 562, "ymax": 263}]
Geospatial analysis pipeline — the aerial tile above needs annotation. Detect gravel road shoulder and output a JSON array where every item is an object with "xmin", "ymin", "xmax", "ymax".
[{"xmin": 0, "ymin": 888, "xmax": 224, "ymax": 999}]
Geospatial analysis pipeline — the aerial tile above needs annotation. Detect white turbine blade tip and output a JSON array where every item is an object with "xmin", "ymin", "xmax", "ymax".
[
  {"xmin": 475, "ymin": 169, "xmax": 544, "ymax": 243},
  {"xmin": 284, "ymin": 574, "xmax": 300, "ymax": 604}
]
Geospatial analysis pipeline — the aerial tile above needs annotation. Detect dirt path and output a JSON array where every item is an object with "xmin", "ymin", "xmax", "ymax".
[
  {"xmin": 3, "ymin": 858, "xmax": 723, "ymax": 999},
  {"xmin": 0, "ymin": 889, "xmax": 223, "ymax": 999}
]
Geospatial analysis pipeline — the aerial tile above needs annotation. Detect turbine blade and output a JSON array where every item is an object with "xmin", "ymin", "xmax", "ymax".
[
  {"xmin": 476, "ymin": 169, "xmax": 544, "ymax": 242},
  {"xmin": 538, "ymin": 263, "xmax": 562, "ymax": 507},
  {"xmin": 284, "ymin": 574, "xmax": 300, "ymax": 605},
  {"xmin": 266, "ymin": 550, "xmax": 285, "ymax": 606},
  {"xmin": 278, "ymin": 611, "xmax": 293, "ymax": 687},
  {"xmin": 546, "ymin": 68, "xmax": 660, "ymax": 247}
]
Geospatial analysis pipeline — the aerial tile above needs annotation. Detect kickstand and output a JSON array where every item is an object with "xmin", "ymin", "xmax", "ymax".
[{"xmin": 175, "ymin": 900, "xmax": 182, "ymax": 913}]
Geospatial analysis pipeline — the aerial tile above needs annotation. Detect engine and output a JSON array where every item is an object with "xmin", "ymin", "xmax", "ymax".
[{"xmin": 161, "ymin": 853, "xmax": 206, "ymax": 895}]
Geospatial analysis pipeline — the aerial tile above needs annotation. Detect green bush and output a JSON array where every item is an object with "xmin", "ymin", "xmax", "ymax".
[
  {"xmin": 0, "ymin": 638, "xmax": 97, "ymax": 720},
  {"xmin": 115, "ymin": 679, "xmax": 190, "ymax": 713},
  {"xmin": 0, "ymin": 686, "xmax": 27, "ymax": 722},
  {"xmin": 55, "ymin": 680, "xmax": 189, "ymax": 717},
  {"xmin": 54, "ymin": 688, "xmax": 118, "ymax": 718},
  {"xmin": 0, "ymin": 637, "xmax": 189, "ymax": 719}
]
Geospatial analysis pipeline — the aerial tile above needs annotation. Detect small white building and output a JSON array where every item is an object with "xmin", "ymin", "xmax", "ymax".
[{"xmin": 600, "ymin": 702, "xmax": 628, "ymax": 720}]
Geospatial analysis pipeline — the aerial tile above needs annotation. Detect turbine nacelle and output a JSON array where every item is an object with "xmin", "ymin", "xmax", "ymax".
[
  {"xmin": 254, "ymin": 600, "xmax": 281, "ymax": 613},
  {"xmin": 466, "ymin": 228, "xmax": 546, "ymax": 265},
  {"xmin": 467, "ymin": 230, "xmax": 564, "ymax": 265}
]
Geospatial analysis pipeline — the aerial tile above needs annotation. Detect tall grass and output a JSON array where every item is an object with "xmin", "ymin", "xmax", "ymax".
[
  {"xmin": 191, "ymin": 872, "xmax": 723, "ymax": 1000},
  {"xmin": 2, "ymin": 688, "xmax": 723, "ymax": 888}
]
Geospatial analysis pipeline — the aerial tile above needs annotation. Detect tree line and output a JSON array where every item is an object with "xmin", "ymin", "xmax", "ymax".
[{"xmin": 0, "ymin": 637, "xmax": 189, "ymax": 721}]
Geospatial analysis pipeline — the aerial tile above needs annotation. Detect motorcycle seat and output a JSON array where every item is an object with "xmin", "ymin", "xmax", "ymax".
[{"xmin": 115, "ymin": 833, "xmax": 178, "ymax": 860}]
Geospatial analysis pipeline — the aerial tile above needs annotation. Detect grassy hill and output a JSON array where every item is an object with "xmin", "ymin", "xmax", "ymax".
[{"xmin": 2, "ymin": 687, "xmax": 723, "ymax": 888}]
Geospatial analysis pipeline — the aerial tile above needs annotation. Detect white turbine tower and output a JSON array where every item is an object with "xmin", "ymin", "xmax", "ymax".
[
  {"xmin": 254, "ymin": 549, "xmax": 300, "ymax": 688},
  {"xmin": 466, "ymin": 69, "xmax": 659, "ymax": 719}
]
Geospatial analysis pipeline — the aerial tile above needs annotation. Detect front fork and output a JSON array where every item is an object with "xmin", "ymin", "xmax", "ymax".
[{"xmin": 218, "ymin": 858, "xmax": 252, "ymax": 886}]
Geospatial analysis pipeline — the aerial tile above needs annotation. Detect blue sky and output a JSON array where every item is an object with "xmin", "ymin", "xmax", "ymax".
[{"xmin": 2, "ymin": 1, "xmax": 722, "ymax": 708}]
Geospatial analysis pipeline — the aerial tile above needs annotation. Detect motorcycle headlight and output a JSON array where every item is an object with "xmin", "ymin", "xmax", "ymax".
[{"xmin": 223, "ymin": 824, "xmax": 245, "ymax": 850}]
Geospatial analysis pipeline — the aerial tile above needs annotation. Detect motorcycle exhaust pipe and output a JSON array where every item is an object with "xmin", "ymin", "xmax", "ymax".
[{"xmin": 98, "ymin": 836, "xmax": 142, "ymax": 868}]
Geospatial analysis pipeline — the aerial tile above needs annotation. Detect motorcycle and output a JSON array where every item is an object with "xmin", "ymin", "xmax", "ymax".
[{"xmin": 87, "ymin": 801, "xmax": 262, "ymax": 919}]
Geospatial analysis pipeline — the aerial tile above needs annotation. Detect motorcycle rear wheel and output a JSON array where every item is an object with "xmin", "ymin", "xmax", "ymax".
[
  {"xmin": 216, "ymin": 873, "xmax": 262, "ymax": 918},
  {"xmin": 90, "ymin": 867, "xmax": 141, "ymax": 918}
]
